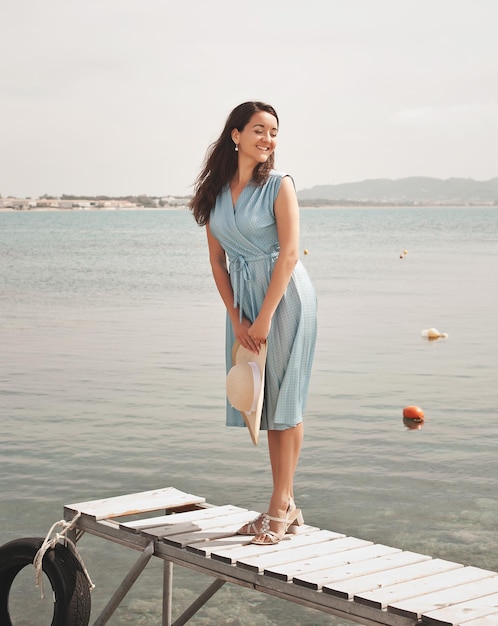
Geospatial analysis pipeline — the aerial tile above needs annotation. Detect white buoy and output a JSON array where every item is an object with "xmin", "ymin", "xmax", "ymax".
[{"xmin": 422, "ymin": 328, "xmax": 448, "ymax": 340}]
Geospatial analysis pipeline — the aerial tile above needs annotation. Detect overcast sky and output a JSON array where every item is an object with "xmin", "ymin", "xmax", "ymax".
[{"xmin": 1, "ymin": 0, "xmax": 497, "ymax": 197}]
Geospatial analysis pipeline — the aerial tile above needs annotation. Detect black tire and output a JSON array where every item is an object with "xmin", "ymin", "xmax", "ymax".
[{"xmin": 0, "ymin": 537, "xmax": 91, "ymax": 626}]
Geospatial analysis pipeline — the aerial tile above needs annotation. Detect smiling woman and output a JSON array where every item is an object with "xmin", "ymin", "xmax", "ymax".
[
  {"xmin": 190, "ymin": 102, "xmax": 280, "ymax": 227},
  {"xmin": 229, "ymin": 111, "xmax": 279, "ymax": 207},
  {"xmin": 189, "ymin": 101, "xmax": 317, "ymax": 546}
]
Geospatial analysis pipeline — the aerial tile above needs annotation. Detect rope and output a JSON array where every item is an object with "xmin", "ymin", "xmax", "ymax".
[{"xmin": 33, "ymin": 512, "xmax": 95, "ymax": 599}]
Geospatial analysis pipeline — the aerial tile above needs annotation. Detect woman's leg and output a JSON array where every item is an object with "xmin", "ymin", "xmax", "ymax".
[
  {"xmin": 254, "ymin": 423, "xmax": 304, "ymax": 540},
  {"xmin": 268, "ymin": 423, "xmax": 303, "ymax": 503}
]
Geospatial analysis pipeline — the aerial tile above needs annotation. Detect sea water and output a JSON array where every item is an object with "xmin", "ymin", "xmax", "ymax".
[{"xmin": 1, "ymin": 206, "xmax": 497, "ymax": 625}]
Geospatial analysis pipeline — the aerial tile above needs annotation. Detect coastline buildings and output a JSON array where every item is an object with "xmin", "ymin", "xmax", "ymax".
[{"xmin": 0, "ymin": 196, "xmax": 190, "ymax": 210}]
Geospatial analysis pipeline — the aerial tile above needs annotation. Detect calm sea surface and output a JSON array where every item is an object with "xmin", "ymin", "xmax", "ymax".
[{"xmin": 1, "ymin": 206, "xmax": 497, "ymax": 625}]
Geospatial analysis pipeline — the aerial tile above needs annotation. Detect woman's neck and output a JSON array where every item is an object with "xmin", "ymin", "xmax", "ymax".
[{"xmin": 232, "ymin": 159, "xmax": 255, "ymax": 186}]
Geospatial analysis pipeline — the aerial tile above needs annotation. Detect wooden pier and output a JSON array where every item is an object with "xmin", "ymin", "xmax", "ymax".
[{"xmin": 63, "ymin": 486, "xmax": 498, "ymax": 626}]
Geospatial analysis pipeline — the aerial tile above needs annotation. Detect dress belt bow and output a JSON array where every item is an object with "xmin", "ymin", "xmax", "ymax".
[
  {"xmin": 230, "ymin": 251, "xmax": 279, "ymax": 322},
  {"xmin": 230, "ymin": 255, "xmax": 252, "ymax": 321}
]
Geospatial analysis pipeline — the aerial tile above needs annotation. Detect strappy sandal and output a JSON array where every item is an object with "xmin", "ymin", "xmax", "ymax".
[
  {"xmin": 251, "ymin": 505, "xmax": 304, "ymax": 545},
  {"xmin": 237, "ymin": 501, "xmax": 305, "ymax": 536},
  {"xmin": 236, "ymin": 513, "xmax": 266, "ymax": 536}
]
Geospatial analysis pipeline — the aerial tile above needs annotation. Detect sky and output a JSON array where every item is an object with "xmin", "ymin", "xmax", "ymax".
[{"xmin": 1, "ymin": 0, "xmax": 497, "ymax": 198}]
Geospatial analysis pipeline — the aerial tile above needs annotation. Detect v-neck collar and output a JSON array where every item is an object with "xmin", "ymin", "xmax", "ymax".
[{"xmin": 230, "ymin": 180, "xmax": 253, "ymax": 211}]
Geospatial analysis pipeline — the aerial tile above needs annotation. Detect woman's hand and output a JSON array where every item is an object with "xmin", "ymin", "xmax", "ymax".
[
  {"xmin": 248, "ymin": 314, "xmax": 271, "ymax": 352},
  {"xmin": 232, "ymin": 315, "xmax": 267, "ymax": 354}
]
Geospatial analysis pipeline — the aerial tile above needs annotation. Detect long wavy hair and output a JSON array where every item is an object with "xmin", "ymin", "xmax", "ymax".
[{"xmin": 190, "ymin": 101, "xmax": 279, "ymax": 226}]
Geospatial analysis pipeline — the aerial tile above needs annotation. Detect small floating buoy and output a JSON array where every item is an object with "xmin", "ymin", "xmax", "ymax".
[
  {"xmin": 403, "ymin": 417, "xmax": 424, "ymax": 430},
  {"xmin": 403, "ymin": 405, "xmax": 425, "ymax": 420},
  {"xmin": 303, "ymin": 249, "xmax": 309, "ymax": 255},
  {"xmin": 403, "ymin": 250, "xmax": 408, "ymax": 255},
  {"xmin": 422, "ymin": 328, "xmax": 448, "ymax": 340}
]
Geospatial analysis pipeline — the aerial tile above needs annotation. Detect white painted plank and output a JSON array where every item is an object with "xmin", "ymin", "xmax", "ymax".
[
  {"xmin": 422, "ymin": 590, "xmax": 498, "ymax": 626},
  {"xmin": 165, "ymin": 527, "xmax": 247, "ymax": 548},
  {"xmin": 144, "ymin": 509, "xmax": 259, "ymax": 541},
  {"xmin": 288, "ymin": 551, "xmax": 430, "ymax": 591},
  {"xmin": 356, "ymin": 565, "xmax": 496, "ymax": 610},
  {"xmin": 121, "ymin": 506, "xmax": 245, "ymax": 536},
  {"xmin": 388, "ymin": 573, "xmax": 498, "ymax": 621},
  {"xmin": 210, "ymin": 528, "xmax": 337, "ymax": 564},
  {"xmin": 188, "ymin": 535, "xmax": 254, "ymax": 557},
  {"xmin": 457, "ymin": 616, "xmax": 498, "ymax": 626},
  {"xmin": 323, "ymin": 557, "xmax": 460, "ymax": 600},
  {"xmin": 292, "ymin": 544, "xmax": 400, "ymax": 590},
  {"xmin": 251, "ymin": 537, "xmax": 372, "ymax": 580},
  {"xmin": 284, "ymin": 524, "xmax": 322, "ymax": 536},
  {"xmin": 119, "ymin": 505, "xmax": 241, "ymax": 530},
  {"xmin": 66, "ymin": 487, "xmax": 205, "ymax": 520},
  {"xmin": 162, "ymin": 510, "xmax": 261, "ymax": 548}
]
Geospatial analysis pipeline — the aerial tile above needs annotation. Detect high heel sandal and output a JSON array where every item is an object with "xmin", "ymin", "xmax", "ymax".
[
  {"xmin": 236, "ymin": 513, "xmax": 266, "ymax": 536},
  {"xmin": 286, "ymin": 497, "xmax": 305, "ymax": 534},
  {"xmin": 237, "ymin": 500, "xmax": 305, "ymax": 536},
  {"xmin": 251, "ymin": 504, "xmax": 304, "ymax": 545}
]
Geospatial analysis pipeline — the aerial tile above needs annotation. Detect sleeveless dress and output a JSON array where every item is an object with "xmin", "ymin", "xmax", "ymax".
[{"xmin": 209, "ymin": 170, "xmax": 317, "ymax": 431}]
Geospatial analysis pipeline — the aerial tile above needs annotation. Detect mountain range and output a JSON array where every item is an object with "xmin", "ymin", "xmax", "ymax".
[{"xmin": 296, "ymin": 177, "xmax": 498, "ymax": 205}]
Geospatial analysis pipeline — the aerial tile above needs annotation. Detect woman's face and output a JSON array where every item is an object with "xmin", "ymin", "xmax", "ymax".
[{"xmin": 232, "ymin": 111, "xmax": 278, "ymax": 164}]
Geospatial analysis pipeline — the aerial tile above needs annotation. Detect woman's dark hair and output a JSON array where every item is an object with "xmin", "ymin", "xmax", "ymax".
[{"xmin": 190, "ymin": 101, "xmax": 279, "ymax": 226}]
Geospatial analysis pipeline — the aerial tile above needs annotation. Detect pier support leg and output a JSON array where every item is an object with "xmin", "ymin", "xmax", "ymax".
[
  {"xmin": 92, "ymin": 541, "xmax": 155, "ymax": 626},
  {"xmin": 162, "ymin": 560, "xmax": 173, "ymax": 626},
  {"xmin": 171, "ymin": 578, "xmax": 226, "ymax": 626}
]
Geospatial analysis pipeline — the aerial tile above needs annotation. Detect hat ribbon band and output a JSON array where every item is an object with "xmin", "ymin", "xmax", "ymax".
[{"xmin": 247, "ymin": 361, "xmax": 261, "ymax": 413}]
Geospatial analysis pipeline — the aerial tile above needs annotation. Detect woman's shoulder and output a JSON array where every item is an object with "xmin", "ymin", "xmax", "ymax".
[
  {"xmin": 267, "ymin": 170, "xmax": 295, "ymax": 193},
  {"xmin": 269, "ymin": 169, "xmax": 290, "ymax": 181}
]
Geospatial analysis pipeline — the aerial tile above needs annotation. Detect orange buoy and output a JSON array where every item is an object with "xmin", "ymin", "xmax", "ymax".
[
  {"xmin": 403, "ymin": 417, "xmax": 424, "ymax": 430},
  {"xmin": 403, "ymin": 405, "xmax": 425, "ymax": 420}
]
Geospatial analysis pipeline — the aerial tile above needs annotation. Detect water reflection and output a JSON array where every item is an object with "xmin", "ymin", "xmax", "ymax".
[{"xmin": 403, "ymin": 416, "xmax": 425, "ymax": 430}]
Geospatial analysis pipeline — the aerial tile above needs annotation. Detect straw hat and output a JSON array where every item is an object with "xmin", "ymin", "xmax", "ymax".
[{"xmin": 226, "ymin": 340, "xmax": 267, "ymax": 445}]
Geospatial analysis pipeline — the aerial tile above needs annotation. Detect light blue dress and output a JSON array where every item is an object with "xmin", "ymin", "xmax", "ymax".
[{"xmin": 209, "ymin": 170, "xmax": 317, "ymax": 430}]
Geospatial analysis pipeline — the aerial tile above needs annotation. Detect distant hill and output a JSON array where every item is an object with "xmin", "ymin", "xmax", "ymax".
[{"xmin": 297, "ymin": 177, "xmax": 498, "ymax": 205}]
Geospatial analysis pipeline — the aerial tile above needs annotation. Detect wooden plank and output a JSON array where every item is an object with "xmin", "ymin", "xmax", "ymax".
[
  {"xmin": 421, "ymin": 590, "xmax": 498, "ymax": 626},
  {"xmin": 293, "ymin": 544, "xmax": 401, "ymax": 590},
  {"xmin": 456, "ymin": 616, "xmax": 498, "ymax": 626},
  {"xmin": 388, "ymin": 573, "xmax": 498, "ymax": 621},
  {"xmin": 290, "ymin": 551, "xmax": 430, "ymax": 592},
  {"xmin": 210, "ymin": 527, "xmax": 334, "ymax": 564},
  {"xmin": 161, "ymin": 510, "xmax": 261, "ymax": 548},
  {"xmin": 356, "ymin": 565, "xmax": 496, "ymax": 610},
  {"xmin": 143, "ymin": 509, "xmax": 258, "ymax": 540},
  {"xmin": 65, "ymin": 487, "xmax": 205, "ymax": 520},
  {"xmin": 252, "ymin": 536, "xmax": 371, "ymax": 579},
  {"xmin": 187, "ymin": 535, "xmax": 255, "ymax": 557},
  {"xmin": 323, "ymin": 557, "xmax": 460, "ymax": 600},
  {"xmin": 119, "ymin": 505, "xmax": 241, "ymax": 530},
  {"xmin": 126, "ymin": 506, "xmax": 247, "ymax": 537}
]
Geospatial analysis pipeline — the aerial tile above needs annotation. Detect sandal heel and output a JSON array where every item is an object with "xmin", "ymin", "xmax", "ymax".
[
  {"xmin": 286, "ymin": 509, "xmax": 304, "ymax": 534},
  {"xmin": 292, "ymin": 511, "xmax": 304, "ymax": 526}
]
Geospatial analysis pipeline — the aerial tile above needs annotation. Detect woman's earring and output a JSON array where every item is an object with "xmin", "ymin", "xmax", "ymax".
[{"xmin": 234, "ymin": 144, "xmax": 238, "ymax": 152}]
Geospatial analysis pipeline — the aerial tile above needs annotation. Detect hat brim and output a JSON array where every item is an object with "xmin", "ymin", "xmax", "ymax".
[{"xmin": 230, "ymin": 340, "xmax": 267, "ymax": 445}]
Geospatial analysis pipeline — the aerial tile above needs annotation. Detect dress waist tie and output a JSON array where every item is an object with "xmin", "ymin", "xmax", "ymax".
[{"xmin": 230, "ymin": 251, "xmax": 279, "ymax": 322}]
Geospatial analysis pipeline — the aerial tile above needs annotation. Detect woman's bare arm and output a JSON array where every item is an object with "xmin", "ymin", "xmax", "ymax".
[{"xmin": 249, "ymin": 176, "xmax": 299, "ymax": 342}]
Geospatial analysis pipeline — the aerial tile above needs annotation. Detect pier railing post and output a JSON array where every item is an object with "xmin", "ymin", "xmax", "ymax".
[{"xmin": 162, "ymin": 560, "xmax": 173, "ymax": 626}]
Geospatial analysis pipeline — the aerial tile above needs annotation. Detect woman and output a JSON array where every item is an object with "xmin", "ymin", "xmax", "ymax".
[{"xmin": 190, "ymin": 101, "xmax": 317, "ymax": 544}]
